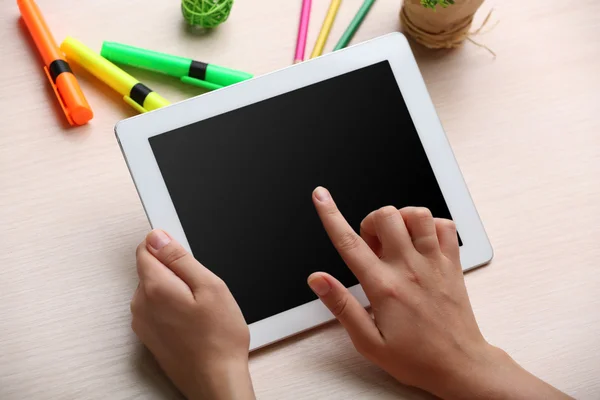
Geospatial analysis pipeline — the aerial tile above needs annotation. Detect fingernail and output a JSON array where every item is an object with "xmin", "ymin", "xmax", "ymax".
[
  {"xmin": 147, "ymin": 230, "xmax": 171, "ymax": 250},
  {"xmin": 314, "ymin": 187, "xmax": 330, "ymax": 202},
  {"xmin": 308, "ymin": 276, "xmax": 331, "ymax": 296}
]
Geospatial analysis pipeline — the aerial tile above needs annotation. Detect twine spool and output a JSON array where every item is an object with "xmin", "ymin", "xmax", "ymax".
[
  {"xmin": 181, "ymin": 0, "xmax": 234, "ymax": 28},
  {"xmin": 400, "ymin": 0, "xmax": 494, "ymax": 55}
]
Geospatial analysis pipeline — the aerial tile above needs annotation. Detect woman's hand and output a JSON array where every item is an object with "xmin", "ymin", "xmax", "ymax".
[
  {"xmin": 308, "ymin": 186, "xmax": 572, "ymax": 400},
  {"xmin": 132, "ymin": 230, "xmax": 255, "ymax": 400}
]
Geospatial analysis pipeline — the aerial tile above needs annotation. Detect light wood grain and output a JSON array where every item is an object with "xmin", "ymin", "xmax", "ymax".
[{"xmin": 1, "ymin": 0, "xmax": 599, "ymax": 398}]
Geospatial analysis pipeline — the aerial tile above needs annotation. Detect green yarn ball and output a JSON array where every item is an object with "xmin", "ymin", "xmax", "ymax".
[{"xmin": 181, "ymin": 0, "xmax": 234, "ymax": 28}]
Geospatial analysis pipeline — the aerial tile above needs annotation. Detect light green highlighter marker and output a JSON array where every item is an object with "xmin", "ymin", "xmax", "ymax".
[{"xmin": 100, "ymin": 42, "xmax": 253, "ymax": 91}]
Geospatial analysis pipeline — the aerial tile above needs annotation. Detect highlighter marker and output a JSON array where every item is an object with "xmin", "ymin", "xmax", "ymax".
[
  {"xmin": 17, "ymin": 0, "xmax": 93, "ymax": 125},
  {"xmin": 60, "ymin": 37, "xmax": 169, "ymax": 113},
  {"xmin": 100, "ymin": 42, "xmax": 253, "ymax": 91}
]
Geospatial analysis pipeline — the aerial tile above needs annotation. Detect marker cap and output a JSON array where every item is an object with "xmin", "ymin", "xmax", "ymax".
[
  {"xmin": 123, "ymin": 96, "xmax": 147, "ymax": 113},
  {"xmin": 43, "ymin": 64, "xmax": 93, "ymax": 125},
  {"xmin": 180, "ymin": 76, "xmax": 223, "ymax": 91}
]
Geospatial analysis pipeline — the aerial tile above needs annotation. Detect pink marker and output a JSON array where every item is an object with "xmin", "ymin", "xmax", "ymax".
[{"xmin": 294, "ymin": 0, "xmax": 312, "ymax": 64}]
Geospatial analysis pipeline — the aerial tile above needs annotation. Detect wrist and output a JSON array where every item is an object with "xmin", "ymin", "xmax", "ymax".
[
  {"xmin": 432, "ymin": 344, "xmax": 573, "ymax": 400},
  {"xmin": 186, "ymin": 359, "xmax": 255, "ymax": 400},
  {"xmin": 428, "ymin": 343, "xmax": 520, "ymax": 400}
]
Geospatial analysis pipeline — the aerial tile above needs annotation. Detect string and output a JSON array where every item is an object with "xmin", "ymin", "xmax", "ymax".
[{"xmin": 400, "ymin": 6, "xmax": 497, "ymax": 57}]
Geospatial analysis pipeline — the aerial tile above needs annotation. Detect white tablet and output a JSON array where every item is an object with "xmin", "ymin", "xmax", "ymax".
[{"xmin": 116, "ymin": 32, "xmax": 492, "ymax": 350}]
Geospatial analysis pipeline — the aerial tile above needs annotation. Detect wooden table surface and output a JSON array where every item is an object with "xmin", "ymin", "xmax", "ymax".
[{"xmin": 1, "ymin": 0, "xmax": 599, "ymax": 398}]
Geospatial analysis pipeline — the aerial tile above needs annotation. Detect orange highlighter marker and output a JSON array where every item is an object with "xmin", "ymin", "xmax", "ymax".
[{"xmin": 17, "ymin": 0, "xmax": 93, "ymax": 125}]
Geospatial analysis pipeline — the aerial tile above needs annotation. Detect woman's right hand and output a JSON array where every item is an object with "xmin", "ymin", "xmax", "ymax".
[{"xmin": 307, "ymin": 186, "xmax": 572, "ymax": 400}]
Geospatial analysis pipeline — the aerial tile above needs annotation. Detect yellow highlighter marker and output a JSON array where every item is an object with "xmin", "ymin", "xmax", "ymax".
[
  {"xmin": 310, "ymin": 0, "xmax": 341, "ymax": 58},
  {"xmin": 60, "ymin": 37, "xmax": 170, "ymax": 113}
]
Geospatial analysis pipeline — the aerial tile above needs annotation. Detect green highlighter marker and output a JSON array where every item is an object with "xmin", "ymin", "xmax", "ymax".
[{"xmin": 100, "ymin": 42, "xmax": 253, "ymax": 91}]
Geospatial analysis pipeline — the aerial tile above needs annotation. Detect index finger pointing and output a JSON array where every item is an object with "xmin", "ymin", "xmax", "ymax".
[{"xmin": 312, "ymin": 187, "xmax": 380, "ymax": 285}]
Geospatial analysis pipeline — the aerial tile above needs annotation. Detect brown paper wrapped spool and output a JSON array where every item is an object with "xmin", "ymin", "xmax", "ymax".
[{"xmin": 400, "ymin": 0, "xmax": 485, "ymax": 50}]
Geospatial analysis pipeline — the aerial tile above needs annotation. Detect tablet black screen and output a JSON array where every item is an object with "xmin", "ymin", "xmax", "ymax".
[{"xmin": 149, "ymin": 61, "xmax": 459, "ymax": 324}]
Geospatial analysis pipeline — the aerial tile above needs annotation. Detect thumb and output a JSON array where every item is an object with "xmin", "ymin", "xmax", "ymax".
[
  {"xmin": 308, "ymin": 272, "xmax": 382, "ymax": 347},
  {"xmin": 146, "ymin": 229, "xmax": 217, "ymax": 291}
]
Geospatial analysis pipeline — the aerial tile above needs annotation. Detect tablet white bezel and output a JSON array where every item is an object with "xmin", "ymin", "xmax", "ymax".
[{"xmin": 116, "ymin": 32, "xmax": 492, "ymax": 350}]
